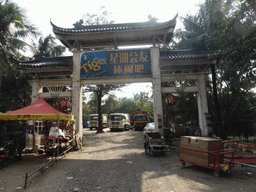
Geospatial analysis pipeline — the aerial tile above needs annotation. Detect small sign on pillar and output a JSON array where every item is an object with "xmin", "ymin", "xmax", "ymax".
[
  {"xmin": 165, "ymin": 94, "xmax": 177, "ymax": 106},
  {"xmin": 59, "ymin": 99, "xmax": 70, "ymax": 110}
]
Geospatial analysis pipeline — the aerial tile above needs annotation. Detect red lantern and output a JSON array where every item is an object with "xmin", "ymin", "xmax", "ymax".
[
  {"xmin": 59, "ymin": 99, "xmax": 70, "ymax": 110},
  {"xmin": 165, "ymin": 94, "xmax": 177, "ymax": 106}
]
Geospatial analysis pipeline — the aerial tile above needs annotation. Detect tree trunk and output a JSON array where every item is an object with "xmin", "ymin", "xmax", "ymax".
[
  {"xmin": 211, "ymin": 64, "xmax": 227, "ymax": 139},
  {"xmin": 97, "ymin": 85, "xmax": 104, "ymax": 133}
]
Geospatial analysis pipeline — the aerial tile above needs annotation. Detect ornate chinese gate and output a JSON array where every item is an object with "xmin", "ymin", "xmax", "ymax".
[{"xmin": 19, "ymin": 15, "xmax": 215, "ymax": 140}]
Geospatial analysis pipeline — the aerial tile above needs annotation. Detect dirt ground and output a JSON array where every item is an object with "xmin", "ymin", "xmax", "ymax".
[{"xmin": 1, "ymin": 128, "xmax": 256, "ymax": 192}]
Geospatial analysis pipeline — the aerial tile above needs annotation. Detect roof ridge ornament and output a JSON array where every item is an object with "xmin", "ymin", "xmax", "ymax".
[
  {"xmin": 148, "ymin": 15, "xmax": 158, "ymax": 23},
  {"xmin": 73, "ymin": 19, "xmax": 84, "ymax": 29}
]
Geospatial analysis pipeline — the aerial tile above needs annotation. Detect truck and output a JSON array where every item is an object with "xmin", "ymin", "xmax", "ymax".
[
  {"xmin": 88, "ymin": 114, "xmax": 108, "ymax": 130},
  {"xmin": 134, "ymin": 111, "xmax": 150, "ymax": 131},
  {"xmin": 109, "ymin": 113, "xmax": 131, "ymax": 132}
]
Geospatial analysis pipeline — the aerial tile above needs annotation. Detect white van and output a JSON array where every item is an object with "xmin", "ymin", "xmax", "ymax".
[
  {"xmin": 109, "ymin": 113, "xmax": 130, "ymax": 132},
  {"xmin": 88, "ymin": 114, "xmax": 108, "ymax": 130}
]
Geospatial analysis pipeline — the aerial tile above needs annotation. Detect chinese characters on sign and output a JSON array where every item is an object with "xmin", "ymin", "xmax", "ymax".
[{"xmin": 80, "ymin": 49, "xmax": 151, "ymax": 78}]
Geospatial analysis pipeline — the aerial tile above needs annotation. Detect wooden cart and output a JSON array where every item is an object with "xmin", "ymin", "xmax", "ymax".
[{"xmin": 179, "ymin": 136, "xmax": 239, "ymax": 176}]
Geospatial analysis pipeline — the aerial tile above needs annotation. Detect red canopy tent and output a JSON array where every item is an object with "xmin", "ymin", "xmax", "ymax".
[{"xmin": 0, "ymin": 98, "xmax": 73, "ymax": 121}]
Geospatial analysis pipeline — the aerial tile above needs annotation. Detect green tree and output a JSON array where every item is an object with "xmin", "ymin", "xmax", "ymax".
[
  {"xmin": 173, "ymin": 0, "xmax": 227, "ymax": 138},
  {"xmin": 113, "ymin": 97, "xmax": 138, "ymax": 121},
  {"xmin": 32, "ymin": 34, "xmax": 66, "ymax": 57},
  {"xmin": 0, "ymin": 0, "xmax": 38, "ymax": 82},
  {"xmin": 84, "ymin": 84, "xmax": 125, "ymax": 133},
  {"xmin": 0, "ymin": 1, "xmax": 39, "ymax": 111},
  {"xmin": 101, "ymin": 94, "xmax": 119, "ymax": 114},
  {"xmin": 211, "ymin": 0, "xmax": 256, "ymax": 140},
  {"xmin": 0, "ymin": 69, "xmax": 31, "ymax": 111},
  {"xmin": 133, "ymin": 92, "xmax": 150, "ymax": 110},
  {"xmin": 163, "ymin": 93, "xmax": 198, "ymax": 127},
  {"xmin": 34, "ymin": 34, "xmax": 68, "ymax": 112},
  {"xmin": 173, "ymin": 0, "xmax": 256, "ymax": 139}
]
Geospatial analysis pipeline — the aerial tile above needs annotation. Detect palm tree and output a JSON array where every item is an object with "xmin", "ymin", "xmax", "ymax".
[
  {"xmin": 173, "ymin": 0, "xmax": 256, "ymax": 139},
  {"xmin": 0, "ymin": 0, "xmax": 38, "ymax": 81},
  {"xmin": 174, "ymin": 0, "xmax": 226, "ymax": 50},
  {"xmin": 32, "ymin": 34, "xmax": 66, "ymax": 58},
  {"xmin": 173, "ymin": 0, "xmax": 228, "ymax": 138},
  {"xmin": 0, "ymin": 1, "xmax": 39, "ymax": 111}
]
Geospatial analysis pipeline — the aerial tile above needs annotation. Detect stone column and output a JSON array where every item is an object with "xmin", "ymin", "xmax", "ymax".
[
  {"xmin": 197, "ymin": 73, "xmax": 209, "ymax": 136},
  {"xmin": 150, "ymin": 47, "xmax": 164, "ymax": 136},
  {"xmin": 72, "ymin": 50, "xmax": 83, "ymax": 139},
  {"xmin": 31, "ymin": 79, "xmax": 42, "ymax": 104}
]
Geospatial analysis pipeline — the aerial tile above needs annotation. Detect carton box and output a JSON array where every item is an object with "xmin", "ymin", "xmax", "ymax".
[
  {"xmin": 180, "ymin": 136, "xmax": 223, "ymax": 152},
  {"xmin": 179, "ymin": 148, "xmax": 224, "ymax": 167},
  {"xmin": 179, "ymin": 136, "xmax": 224, "ymax": 166}
]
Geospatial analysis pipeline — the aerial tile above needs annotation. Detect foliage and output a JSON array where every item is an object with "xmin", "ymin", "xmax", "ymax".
[
  {"xmin": 113, "ymin": 97, "xmax": 138, "ymax": 115},
  {"xmin": 32, "ymin": 34, "xmax": 68, "ymax": 111},
  {"xmin": 81, "ymin": 6, "xmax": 114, "ymax": 26},
  {"xmin": 172, "ymin": 0, "xmax": 256, "ymax": 140},
  {"xmin": 0, "ymin": 1, "xmax": 40, "ymax": 112},
  {"xmin": 86, "ymin": 92, "xmax": 98, "ymax": 114},
  {"xmin": 101, "ymin": 94, "xmax": 119, "ymax": 114},
  {"xmin": 0, "ymin": 69, "xmax": 31, "ymax": 112},
  {"xmin": 0, "ymin": 0, "xmax": 38, "ymax": 82},
  {"xmin": 133, "ymin": 92, "xmax": 150, "ymax": 111},
  {"xmin": 84, "ymin": 91, "xmax": 154, "ymax": 125},
  {"xmin": 32, "ymin": 34, "xmax": 66, "ymax": 58},
  {"xmin": 163, "ymin": 93, "xmax": 198, "ymax": 127}
]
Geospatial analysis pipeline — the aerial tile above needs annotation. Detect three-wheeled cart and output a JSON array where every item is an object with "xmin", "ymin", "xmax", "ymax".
[
  {"xmin": 179, "ymin": 136, "xmax": 239, "ymax": 176},
  {"xmin": 144, "ymin": 132, "xmax": 170, "ymax": 156}
]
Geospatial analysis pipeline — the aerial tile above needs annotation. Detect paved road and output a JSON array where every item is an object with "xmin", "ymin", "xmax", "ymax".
[{"xmin": 1, "ymin": 128, "xmax": 256, "ymax": 192}]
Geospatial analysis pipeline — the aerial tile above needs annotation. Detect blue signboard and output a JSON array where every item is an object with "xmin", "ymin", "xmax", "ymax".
[{"xmin": 80, "ymin": 49, "xmax": 151, "ymax": 78}]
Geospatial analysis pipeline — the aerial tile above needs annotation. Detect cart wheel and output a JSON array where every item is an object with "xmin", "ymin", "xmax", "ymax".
[
  {"xmin": 214, "ymin": 170, "xmax": 220, "ymax": 177},
  {"xmin": 171, "ymin": 132, "xmax": 177, "ymax": 142},
  {"xmin": 146, "ymin": 146, "xmax": 150, "ymax": 155},
  {"xmin": 148, "ymin": 146, "xmax": 154, "ymax": 156},
  {"xmin": 144, "ymin": 144, "xmax": 149, "ymax": 155},
  {"xmin": 181, "ymin": 162, "xmax": 186, "ymax": 168}
]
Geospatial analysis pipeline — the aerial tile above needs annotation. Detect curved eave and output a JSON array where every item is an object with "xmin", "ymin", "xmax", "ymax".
[
  {"xmin": 18, "ymin": 56, "xmax": 73, "ymax": 76},
  {"xmin": 160, "ymin": 50, "xmax": 217, "ymax": 71},
  {"xmin": 160, "ymin": 50, "xmax": 212, "ymax": 61},
  {"xmin": 18, "ymin": 56, "xmax": 73, "ymax": 66},
  {"xmin": 51, "ymin": 14, "xmax": 177, "ymax": 34},
  {"xmin": 51, "ymin": 14, "xmax": 178, "ymax": 49}
]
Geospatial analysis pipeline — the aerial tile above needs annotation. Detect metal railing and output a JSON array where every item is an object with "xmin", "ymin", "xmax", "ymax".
[{"xmin": 24, "ymin": 146, "xmax": 73, "ymax": 189}]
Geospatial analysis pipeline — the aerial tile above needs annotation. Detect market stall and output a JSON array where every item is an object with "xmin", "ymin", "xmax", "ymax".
[{"xmin": 0, "ymin": 98, "xmax": 75, "ymax": 155}]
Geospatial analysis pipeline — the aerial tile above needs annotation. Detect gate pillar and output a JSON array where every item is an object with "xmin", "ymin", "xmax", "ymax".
[
  {"xmin": 72, "ymin": 50, "xmax": 83, "ymax": 139},
  {"xmin": 31, "ymin": 79, "xmax": 42, "ymax": 104},
  {"xmin": 197, "ymin": 73, "xmax": 209, "ymax": 136},
  {"xmin": 151, "ymin": 47, "xmax": 164, "ymax": 136}
]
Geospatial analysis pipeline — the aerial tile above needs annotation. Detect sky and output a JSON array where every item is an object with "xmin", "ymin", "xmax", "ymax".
[{"xmin": 12, "ymin": 0, "xmax": 204, "ymax": 99}]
